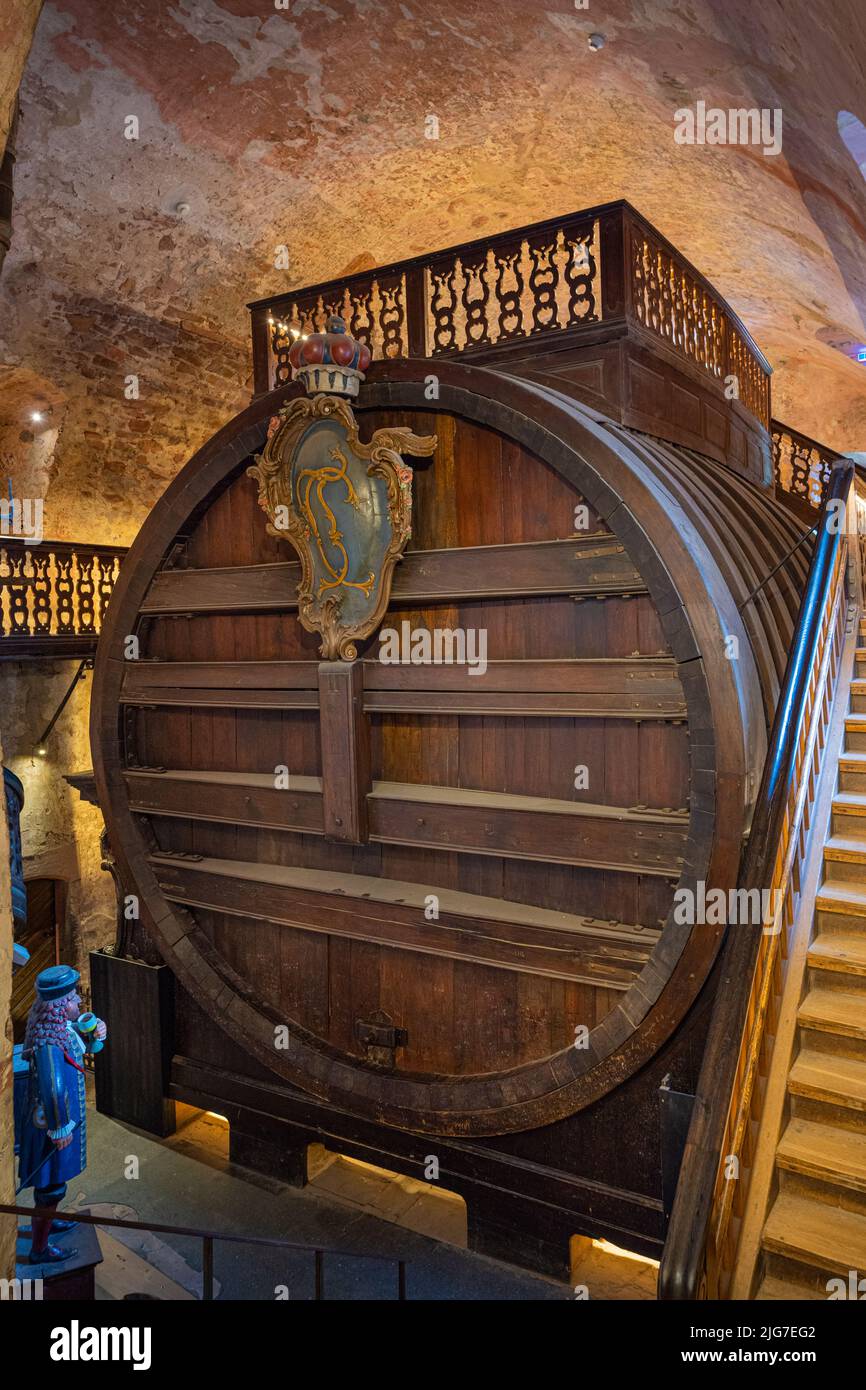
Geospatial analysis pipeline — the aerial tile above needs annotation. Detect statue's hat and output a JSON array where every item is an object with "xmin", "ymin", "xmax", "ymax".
[{"xmin": 35, "ymin": 964, "xmax": 80, "ymax": 1001}]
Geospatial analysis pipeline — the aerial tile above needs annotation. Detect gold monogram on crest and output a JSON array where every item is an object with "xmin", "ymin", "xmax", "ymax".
[{"xmin": 247, "ymin": 394, "xmax": 436, "ymax": 660}]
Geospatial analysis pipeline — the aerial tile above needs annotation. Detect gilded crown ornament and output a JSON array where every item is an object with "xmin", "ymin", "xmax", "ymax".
[{"xmin": 248, "ymin": 315, "xmax": 436, "ymax": 660}]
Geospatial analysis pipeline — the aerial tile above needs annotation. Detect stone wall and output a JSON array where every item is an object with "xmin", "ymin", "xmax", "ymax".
[{"xmin": 2, "ymin": 665, "xmax": 113, "ymax": 986}]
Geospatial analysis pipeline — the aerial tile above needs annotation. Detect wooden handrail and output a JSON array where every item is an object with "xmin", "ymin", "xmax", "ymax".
[
  {"xmin": 658, "ymin": 460, "xmax": 854, "ymax": 1300},
  {"xmin": 0, "ymin": 1201, "xmax": 408, "ymax": 1300}
]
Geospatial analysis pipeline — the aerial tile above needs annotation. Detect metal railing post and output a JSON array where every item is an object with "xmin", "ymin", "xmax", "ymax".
[{"xmin": 202, "ymin": 1236, "xmax": 214, "ymax": 1300}]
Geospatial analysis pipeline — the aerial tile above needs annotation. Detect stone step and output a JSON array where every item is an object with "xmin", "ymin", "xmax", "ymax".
[
  {"xmin": 832, "ymin": 791, "xmax": 866, "ymax": 835},
  {"xmin": 798, "ymin": 987, "xmax": 866, "ymax": 1047},
  {"xmin": 808, "ymin": 932, "xmax": 866, "ymax": 979},
  {"xmin": 777, "ymin": 1117, "xmax": 866, "ymax": 1195},
  {"xmin": 763, "ymin": 1192, "xmax": 866, "ymax": 1280},
  {"xmin": 844, "ymin": 717, "xmax": 866, "ymax": 752},
  {"xmin": 789, "ymin": 1049, "xmax": 866, "ymax": 1112},
  {"xmin": 840, "ymin": 750, "xmax": 866, "ymax": 792},
  {"xmin": 822, "ymin": 833, "xmax": 866, "ymax": 882},
  {"xmin": 814, "ymin": 879, "xmax": 866, "ymax": 919}
]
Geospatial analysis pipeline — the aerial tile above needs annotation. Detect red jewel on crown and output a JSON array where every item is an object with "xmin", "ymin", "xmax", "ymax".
[{"xmin": 287, "ymin": 315, "xmax": 372, "ymax": 398}]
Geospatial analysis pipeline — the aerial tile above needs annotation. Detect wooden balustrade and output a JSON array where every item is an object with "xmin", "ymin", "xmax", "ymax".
[
  {"xmin": 659, "ymin": 461, "xmax": 854, "ymax": 1300},
  {"xmin": 248, "ymin": 199, "xmax": 772, "ymax": 431},
  {"xmin": 0, "ymin": 539, "xmax": 126, "ymax": 658}
]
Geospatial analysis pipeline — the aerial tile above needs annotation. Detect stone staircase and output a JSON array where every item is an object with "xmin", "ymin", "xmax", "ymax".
[{"xmin": 756, "ymin": 618, "xmax": 866, "ymax": 1299}]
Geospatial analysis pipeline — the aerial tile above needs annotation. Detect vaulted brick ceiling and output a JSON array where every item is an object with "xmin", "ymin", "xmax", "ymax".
[{"xmin": 1, "ymin": 0, "xmax": 865, "ymax": 542}]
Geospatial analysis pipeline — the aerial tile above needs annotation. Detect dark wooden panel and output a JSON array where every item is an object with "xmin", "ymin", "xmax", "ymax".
[
  {"xmin": 367, "ymin": 783, "xmax": 686, "ymax": 876},
  {"xmin": 127, "ymin": 769, "xmax": 686, "ymax": 875},
  {"xmin": 124, "ymin": 660, "xmax": 319, "ymax": 691},
  {"xmin": 125, "ymin": 769, "xmax": 325, "ymax": 832},
  {"xmin": 364, "ymin": 657, "xmax": 679, "ymax": 694},
  {"xmin": 90, "ymin": 951, "xmax": 176, "ymax": 1138},
  {"xmin": 363, "ymin": 689, "xmax": 684, "ymax": 717},
  {"xmin": 140, "ymin": 537, "xmax": 646, "ymax": 615},
  {"xmin": 150, "ymin": 854, "xmax": 657, "ymax": 987},
  {"xmin": 121, "ymin": 656, "xmax": 684, "ymax": 719}
]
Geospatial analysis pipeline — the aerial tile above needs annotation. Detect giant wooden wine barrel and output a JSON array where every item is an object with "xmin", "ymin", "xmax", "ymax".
[{"xmin": 90, "ymin": 357, "xmax": 808, "ymax": 1139}]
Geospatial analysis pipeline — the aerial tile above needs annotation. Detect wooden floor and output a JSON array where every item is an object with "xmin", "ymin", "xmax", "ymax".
[{"xmin": 756, "ymin": 618, "xmax": 866, "ymax": 1298}]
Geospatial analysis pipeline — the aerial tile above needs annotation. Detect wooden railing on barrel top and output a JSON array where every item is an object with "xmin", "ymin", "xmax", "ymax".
[
  {"xmin": 658, "ymin": 459, "xmax": 855, "ymax": 1300},
  {"xmin": 771, "ymin": 421, "xmax": 842, "ymax": 522},
  {"xmin": 0, "ymin": 539, "xmax": 126, "ymax": 659},
  {"xmin": 248, "ymin": 198, "xmax": 772, "ymax": 432}
]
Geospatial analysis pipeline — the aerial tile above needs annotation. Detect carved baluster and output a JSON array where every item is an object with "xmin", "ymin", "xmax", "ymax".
[
  {"xmin": 272, "ymin": 323, "xmax": 293, "ymax": 388},
  {"xmin": 460, "ymin": 252, "xmax": 491, "ymax": 349},
  {"xmin": 562, "ymin": 229, "xmax": 598, "ymax": 325},
  {"xmin": 97, "ymin": 554, "xmax": 116, "ymax": 625},
  {"xmin": 379, "ymin": 273, "xmax": 407, "ymax": 359},
  {"xmin": 645, "ymin": 242, "xmax": 661, "ymax": 332},
  {"xmin": 528, "ymin": 239, "xmax": 559, "ymax": 333},
  {"xmin": 657, "ymin": 248, "xmax": 672, "ymax": 342},
  {"xmin": 0, "ymin": 547, "xmax": 7, "ymax": 637},
  {"xmin": 494, "ymin": 247, "xmax": 524, "ymax": 342},
  {"xmin": 428, "ymin": 261, "xmax": 460, "ymax": 353},
  {"xmin": 76, "ymin": 549, "xmax": 97, "ymax": 633},
  {"xmin": 31, "ymin": 549, "xmax": 52, "ymax": 634},
  {"xmin": 631, "ymin": 231, "xmax": 647, "ymax": 326},
  {"xmin": 55, "ymin": 549, "xmax": 74, "ymax": 632},
  {"xmin": 7, "ymin": 547, "xmax": 30, "ymax": 633},
  {"xmin": 347, "ymin": 281, "xmax": 375, "ymax": 361}
]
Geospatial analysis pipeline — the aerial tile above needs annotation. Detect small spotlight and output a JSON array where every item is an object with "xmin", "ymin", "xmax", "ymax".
[
  {"xmin": 30, "ymin": 410, "xmax": 43, "ymax": 423},
  {"xmin": 36, "ymin": 744, "xmax": 48, "ymax": 758},
  {"xmin": 588, "ymin": 32, "xmax": 606, "ymax": 50}
]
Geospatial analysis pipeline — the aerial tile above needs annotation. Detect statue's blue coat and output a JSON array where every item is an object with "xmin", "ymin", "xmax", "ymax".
[{"xmin": 17, "ymin": 1030, "xmax": 87, "ymax": 1191}]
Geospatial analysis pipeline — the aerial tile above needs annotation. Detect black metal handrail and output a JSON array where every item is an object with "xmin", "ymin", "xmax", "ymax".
[
  {"xmin": 658, "ymin": 458, "xmax": 855, "ymax": 1300},
  {"xmin": 0, "ymin": 1202, "xmax": 408, "ymax": 1301}
]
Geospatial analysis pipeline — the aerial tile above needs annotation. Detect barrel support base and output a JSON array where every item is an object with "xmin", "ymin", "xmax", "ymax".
[
  {"xmin": 227, "ymin": 1109, "xmax": 309, "ymax": 1188},
  {"xmin": 467, "ymin": 1198, "xmax": 572, "ymax": 1283}
]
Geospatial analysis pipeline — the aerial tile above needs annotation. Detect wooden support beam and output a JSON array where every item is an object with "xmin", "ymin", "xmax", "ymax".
[
  {"xmin": 123, "ymin": 661, "xmax": 319, "ymax": 690},
  {"xmin": 125, "ymin": 769, "xmax": 687, "ymax": 876},
  {"xmin": 119, "ymin": 658, "xmax": 685, "ymax": 719},
  {"xmin": 367, "ymin": 782, "xmax": 687, "ymax": 875},
  {"xmin": 363, "ymin": 657, "xmax": 678, "ymax": 694},
  {"xmin": 139, "ymin": 537, "xmax": 646, "ymax": 615},
  {"xmin": 318, "ymin": 661, "xmax": 371, "ymax": 844},
  {"xmin": 149, "ymin": 854, "xmax": 659, "ymax": 987},
  {"xmin": 125, "ymin": 769, "xmax": 324, "ymax": 833}
]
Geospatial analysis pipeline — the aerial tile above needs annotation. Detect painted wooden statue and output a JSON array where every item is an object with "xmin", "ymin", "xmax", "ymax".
[{"xmin": 17, "ymin": 965, "xmax": 107, "ymax": 1264}]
